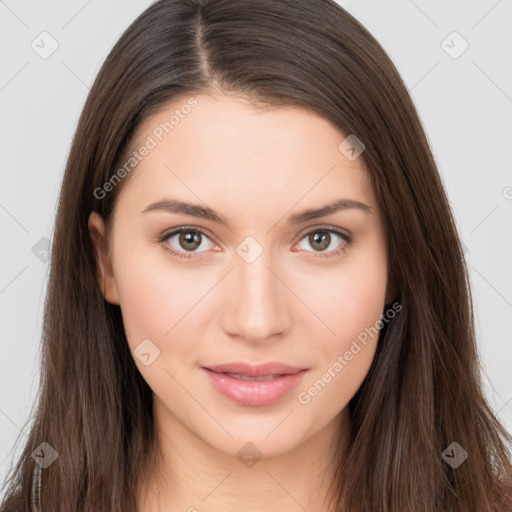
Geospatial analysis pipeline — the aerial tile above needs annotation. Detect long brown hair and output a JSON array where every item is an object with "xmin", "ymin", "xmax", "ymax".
[{"xmin": 2, "ymin": 0, "xmax": 511, "ymax": 510}]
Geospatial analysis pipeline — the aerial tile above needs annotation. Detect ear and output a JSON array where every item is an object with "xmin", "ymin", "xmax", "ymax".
[{"xmin": 88, "ymin": 212, "xmax": 120, "ymax": 304}]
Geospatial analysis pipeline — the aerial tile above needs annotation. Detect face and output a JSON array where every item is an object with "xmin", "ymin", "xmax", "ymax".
[{"xmin": 89, "ymin": 93, "xmax": 390, "ymax": 460}]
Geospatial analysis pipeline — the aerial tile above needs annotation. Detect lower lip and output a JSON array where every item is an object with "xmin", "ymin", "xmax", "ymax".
[{"xmin": 202, "ymin": 368, "xmax": 307, "ymax": 407}]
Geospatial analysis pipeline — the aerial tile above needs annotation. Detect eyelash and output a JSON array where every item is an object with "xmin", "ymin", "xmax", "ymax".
[{"xmin": 157, "ymin": 225, "xmax": 352, "ymax": 261}]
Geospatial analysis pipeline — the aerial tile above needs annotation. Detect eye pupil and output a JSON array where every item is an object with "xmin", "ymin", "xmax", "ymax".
[
  {"xmin": 179, "ymin": 231, "xmax": 201, "ymax": 250},
  {"xmin": 309, "ymin": 231, "xmax": 330, "ymax": 251}
]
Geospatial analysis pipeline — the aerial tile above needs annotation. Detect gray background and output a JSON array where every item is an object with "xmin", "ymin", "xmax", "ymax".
[{"xmin": 1, "ymin": 0, "xmax": 511, "ymax": 488}]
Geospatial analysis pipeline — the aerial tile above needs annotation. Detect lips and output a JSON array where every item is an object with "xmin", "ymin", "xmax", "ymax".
[{"xmin": 201, "ymin": 361, "xmax": 308, "ymax": 407}]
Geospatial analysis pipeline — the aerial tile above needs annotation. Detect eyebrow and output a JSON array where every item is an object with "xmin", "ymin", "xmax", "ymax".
[{"xmin": 141, "ymin": 197, "xmax": 372, "ymax": 228}]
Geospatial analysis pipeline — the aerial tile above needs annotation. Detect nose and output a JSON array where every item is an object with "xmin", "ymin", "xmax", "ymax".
[{"xmin": 221, "ymin": 248, "xmax": 291, "ymax": 343}]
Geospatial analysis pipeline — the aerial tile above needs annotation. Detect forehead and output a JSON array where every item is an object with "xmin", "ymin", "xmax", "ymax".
[{"xmin": 115, "ymin": 93, "xmax": 376, "ymax": 218}]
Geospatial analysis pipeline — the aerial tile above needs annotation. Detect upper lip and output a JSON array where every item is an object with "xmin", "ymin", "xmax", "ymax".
[{"xmin": 203, "ymin": 361, "xmax": 307, "ymax": 377}]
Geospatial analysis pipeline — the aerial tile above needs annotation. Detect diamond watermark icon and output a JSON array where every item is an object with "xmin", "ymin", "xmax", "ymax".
[
  {"xmin": 31, "ymin": 237, "xmax": 51, "ymax": 263},
  {"xmin": 441, "ymin": 31, "xmax": 469, "ymax": 59},
  {"xmin": 31, "ymin": 31, "xmax": 59, "ymax": 59},
  {"xmin": 133, "ymin": 338, "xmax": 161, "ymax": 366},
  {"xmin": 237, "ymin": 441, "xmax": 263, "ymax": 468},
  {"xmin": 31, "ymin": 442, "xmax": 59, "ymax": 468},
  {"xmin": 338, "ymin": 134, "xmax": 365, "ymax": 161},
  {"xmin": 442, "ymin": 441, "xmax": 468, "ymax": 468},
  {"xmin": 236, "ymin": 236, "xmax": 263, "ymax": 264}
]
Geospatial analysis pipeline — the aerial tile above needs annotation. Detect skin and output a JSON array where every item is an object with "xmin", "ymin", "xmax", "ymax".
[{"xmin": 89, "ymin": 92, "xmax": 392, "ymax": 511}]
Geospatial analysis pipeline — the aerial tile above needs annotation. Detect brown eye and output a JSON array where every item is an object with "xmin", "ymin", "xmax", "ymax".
[
  {"xmin": 296, "ymin": 227, "xmax": 352, "ymax": 257},
  {"xmin": 308, "ymin": 231, "xmax": 331, "ymax": 251},
  {"xmin": 178, "ymin": 230, "xmax": 202, "ymax": 251},
  {"xmin": 160, "ymin": 227, "xmax": 216, "ymax": 258}
]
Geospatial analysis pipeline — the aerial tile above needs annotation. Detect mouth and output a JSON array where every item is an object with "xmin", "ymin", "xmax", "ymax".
[
  {"xmin": 203, "ymin": 361, "xmax": 306, "ymax": 377},
  {"xmin": 201, "ymin": 362, "xmax": 308, "ymax": 407},
  {"xmin": 207, "ymin": 372, "xmax": 287, "ymax": 382}
]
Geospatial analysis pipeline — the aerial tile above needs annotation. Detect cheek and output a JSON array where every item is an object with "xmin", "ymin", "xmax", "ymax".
[
  {"xmin": 109, "ymin": 246, "xmax": 175, "ymax": 369},
  {"xmin": 294, "ymin": 246, "xmax": 387, "ymax": 351},
  {"xmin": 112, "ymin": 236, "xmax": 207, "ymax": 343},
  {"xmin": 295, "ymin": 282, "xmax": 383, "ymax": 424},
  {"xmin": 294, "ymin": 244, "xmax": 387, "ymax": 409},
  {"xmin": 111, "ymin": 242, "xmax": 209, "ymax": 397}
]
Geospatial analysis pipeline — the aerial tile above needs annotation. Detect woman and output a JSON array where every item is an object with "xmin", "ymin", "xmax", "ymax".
[{"xmin": 1, "ymin": 0, "xmax": 511, "ymax": 510}]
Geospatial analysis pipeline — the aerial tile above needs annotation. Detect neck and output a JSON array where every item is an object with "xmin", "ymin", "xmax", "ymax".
[{"xmin": 137, "ymin": 397, "xmax": 350, "ymax": 512}]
